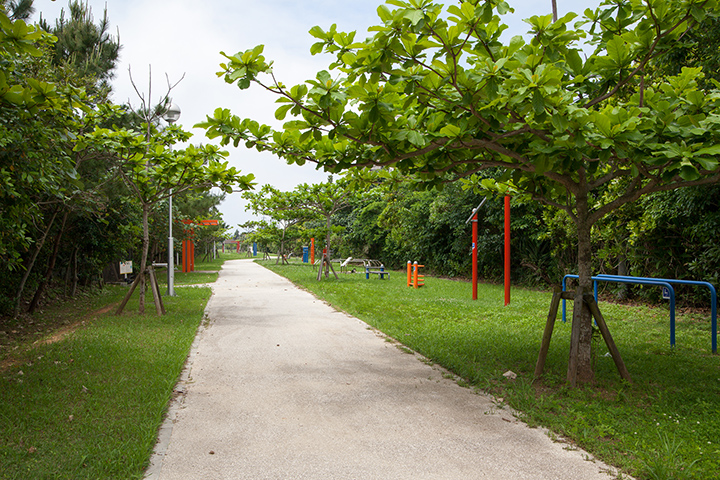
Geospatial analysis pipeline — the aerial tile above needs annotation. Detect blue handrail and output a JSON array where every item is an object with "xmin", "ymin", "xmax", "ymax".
[
  {"xmin": 562, "ymin": 275, "xmax": 677, "ymax": 348},
  {"xmin": 595, "ymin": 274, "xmax": 717, "ymax": 354}
]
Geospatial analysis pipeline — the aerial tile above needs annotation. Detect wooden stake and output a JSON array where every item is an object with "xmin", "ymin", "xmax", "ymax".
[
  {"xmin": 116, "ymin": 273, "xmax": 142, "ymax": 315},
  {"xmin": 148, "ymin": 267, "xmax": 165, "ymax": 316},
  {"xmin": 316, "ymin": 253, "xmax": 338, "ymax": 281},
  {"xmin": 583, "ymin": 294, "xmax": 632, "ymax": 383},
  {"xmin": 538, "ymin": 288, "xmax": 632, "ymax": 385},
  {"xmin": 534, "ymin": 286, "xmax": 563, "ymax": 380}
]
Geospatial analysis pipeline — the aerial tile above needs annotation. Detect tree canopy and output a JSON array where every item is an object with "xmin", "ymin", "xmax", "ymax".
[{"xmin": 199, "ymin": 0, "xmax": 720, "ymax": 384}]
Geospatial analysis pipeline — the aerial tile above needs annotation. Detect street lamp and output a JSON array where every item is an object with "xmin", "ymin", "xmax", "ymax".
[{"xmin": 163, "ymin": 102, "xmax": 181, "ymax": 296}]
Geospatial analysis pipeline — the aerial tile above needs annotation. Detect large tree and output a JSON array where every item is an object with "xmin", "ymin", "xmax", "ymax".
[
  {"xmin": 84, "ymin": 116, "xmax": 255, "ymax": 314},
  {"xmin": 200, "ymin": 0, "xmax": 720, "ymax": 384}
]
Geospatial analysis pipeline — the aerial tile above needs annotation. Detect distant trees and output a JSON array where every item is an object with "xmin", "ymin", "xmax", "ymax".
[{"xmin": 241, "ymin": 176, "xmax": 350, "ymax": 273}]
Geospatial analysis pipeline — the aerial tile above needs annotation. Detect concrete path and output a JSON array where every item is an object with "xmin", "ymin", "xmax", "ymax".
[{"xmin": 146, "ymin": 259, "xmax": 623, "ymax": 480}]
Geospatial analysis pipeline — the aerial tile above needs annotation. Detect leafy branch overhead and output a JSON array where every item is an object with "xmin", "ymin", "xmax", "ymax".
[{"xmin": 199, "ymin": 0, "xmax": 720, "ymax": 225}]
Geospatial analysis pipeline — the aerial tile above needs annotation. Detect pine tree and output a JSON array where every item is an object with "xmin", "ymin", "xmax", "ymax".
[
  {"xmin": 0, "ymin": 0, "xmax": 34, "ymax": 21},
  {"xmin": 40, "ymin": 0, "xmax": 120, "ymax": 100}
]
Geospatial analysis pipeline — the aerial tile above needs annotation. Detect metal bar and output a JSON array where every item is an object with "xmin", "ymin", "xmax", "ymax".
[
  {"xmin": 563, "ymin": 274, "xmax": 676, "ymax": 347},
  {"xmin": 596, "ymin": 274, "xmax": 717, "ymax": 353}
]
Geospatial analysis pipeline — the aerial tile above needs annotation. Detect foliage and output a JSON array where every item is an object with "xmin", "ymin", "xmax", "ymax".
[{"xmin": 654, "ymin": 14, "xmax": 720, "ymax": 89}]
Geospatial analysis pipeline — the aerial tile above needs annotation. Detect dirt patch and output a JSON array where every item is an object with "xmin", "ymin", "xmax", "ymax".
[{"xmin": 0, "ymin": 303, "xmax": 116, "ymax": 374}]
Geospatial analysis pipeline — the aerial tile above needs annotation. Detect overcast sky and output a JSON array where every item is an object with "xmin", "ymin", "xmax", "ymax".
[{"xmin": 31, "ymin": 0, "xmax": 601, "ymax": 229}]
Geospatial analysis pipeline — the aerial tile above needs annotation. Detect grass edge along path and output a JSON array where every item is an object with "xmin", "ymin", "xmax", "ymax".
[
  {"xmin": 261, "ymin": 259, "xmax": 720, "ymax": 480},
  {"xmin": 0, "ymin": 267, "xmax": 217, "ymax": 479}
]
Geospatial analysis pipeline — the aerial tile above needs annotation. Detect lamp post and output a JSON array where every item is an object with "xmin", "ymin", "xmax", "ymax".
[{"xmin": 163, "ymin": 102, "xmax": 181, "ymax": 296}]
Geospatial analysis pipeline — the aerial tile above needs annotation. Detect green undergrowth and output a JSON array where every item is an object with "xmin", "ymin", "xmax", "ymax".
[
  {"xmin": 261, "ymin": 259, "xmax": 720, "ymax": 480},
  {"xmin": 0, "ymin": 282, "xmax": 212, "ymax": 479}
]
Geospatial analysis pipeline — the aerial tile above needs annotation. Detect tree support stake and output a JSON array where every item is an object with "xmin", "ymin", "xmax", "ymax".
[{"xmin": 535, "ymin": 288, "xmax": 631, "ymax": 384}]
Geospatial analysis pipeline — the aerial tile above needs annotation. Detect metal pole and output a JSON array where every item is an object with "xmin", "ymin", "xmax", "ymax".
[
  {"xmin": 163, "ymin": 102, "xmax": 181, "ymax": 297},
  {"xmin": 504, "ymin": 195, "xmax": 511, "ymax": 306},
  {"xmin": 465, "ymin": 198, "xmax": 486, "ymax": 301},
  {"xmin": 472, "ymin": 211, "xmax": 478, "ymax": 300}
]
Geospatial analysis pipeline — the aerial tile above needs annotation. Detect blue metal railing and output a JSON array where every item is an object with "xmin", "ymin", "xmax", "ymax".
[
  {"xmin": 562, "ymin": 275, "xmax": 677, "ymax": 348},
  {"xmin": 595, "ymin": 274, "xmax": 717, "ymax": 354}
]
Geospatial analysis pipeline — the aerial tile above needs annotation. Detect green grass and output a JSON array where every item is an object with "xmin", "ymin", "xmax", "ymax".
[
  {"xmin": 261, "ymin": 259, "xmax": 720, "ymax": 480},
  {"xmin": 0, "ymin": 281, "xmax": 213, "ymax": 479},
  {"xmin": 153, "ymin": 252, "xmax": 234, "ymax": 287}
]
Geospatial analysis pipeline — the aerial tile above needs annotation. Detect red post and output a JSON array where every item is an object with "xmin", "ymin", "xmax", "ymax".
[
  {"xmin": 311, "ymin": 238, "xmax": 315, "ymax": 264},
  {"xmin": 472, "ymin": 211, "xmax": 478, "ymax": 300},
  {"xmin": 504, "ymin": 195, "xmax": 511, "ymax": 306},
  {"xmin": 182, "ymin": 240, "xmax": 190, "ymax": 273}
]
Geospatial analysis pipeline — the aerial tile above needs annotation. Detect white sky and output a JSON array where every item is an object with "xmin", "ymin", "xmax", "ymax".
[{"xmin": 31, "ymin": 0, "xmax": 601, "ymax": 230}]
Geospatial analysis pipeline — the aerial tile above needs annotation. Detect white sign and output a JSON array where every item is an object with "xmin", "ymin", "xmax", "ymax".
[
  {"xmin": 662, "ymin": 286, "xmax": 671, "ymax": 300},
  {"xmin": 119, "ymin": 261, "xmax": 133, "ymax": 275}
]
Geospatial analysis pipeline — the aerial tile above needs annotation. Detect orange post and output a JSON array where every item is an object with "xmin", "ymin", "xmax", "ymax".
[
  {"xmin": 413, "ymin": 261, "xmax": 425, "ymax": 288},
  {"xmin": 311, "ymin": 238, "xmax": 315, "ymax": 264},
  {"xmin": 407, "ymin": 261, "xmax": 412, "ymax": 287}
]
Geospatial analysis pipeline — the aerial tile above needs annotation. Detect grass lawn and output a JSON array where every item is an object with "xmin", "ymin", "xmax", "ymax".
[
  {"xmin": 262, "ymin": 259, "xmax": 720, "ymax": 480},
  {"xmin": 0, "ymin": 266, "xmax": 218, "ymax": 480}
]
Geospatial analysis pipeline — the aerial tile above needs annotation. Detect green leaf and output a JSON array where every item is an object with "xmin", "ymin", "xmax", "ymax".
[
  {"xmin": 404, "ymin": 9, "xmax": 424, "ymax": 26},
  {"xmin": 551, "ymin": 114, "xmax": 569, "ymax": 132},
  {"xmin": 679, "ymin": 165, "xmax": 701, "ymax": 181},
  {"xmin": 695, "ymin": 156, "xmax": 719, "ymax": 170},
  {"xmin": 439, "ymin": 124, "xmax": 461, "ymax": 137},
  {"xmin": 532, "ymin": 90, "xmax": 545, "ymax": 115},
  {"xmin": 593, "ymin": 113, "xmax": 612, "ymax": 137},
  {"xmin": 308, "ymin": 26, "xmax": 326, "ymax": 40},
  {"xmin": 693, "ymin": 145, "xmax": 720, "ymax": 156},
  {"xmin": 407, "ymin": 131, "xmax": 424, "ymax": 147},
  {"xmin": 566, "ymin": 49, "xmax": 583, "ymax": 75},
  {"xmin": 275, "ymin": 104, "xmax": 292, "ymax": 121}
]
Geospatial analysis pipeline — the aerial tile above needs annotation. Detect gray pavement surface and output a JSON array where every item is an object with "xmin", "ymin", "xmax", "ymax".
[{"xmin": 145, "ymin": 259, "xmax": 624, "ymax": 480}]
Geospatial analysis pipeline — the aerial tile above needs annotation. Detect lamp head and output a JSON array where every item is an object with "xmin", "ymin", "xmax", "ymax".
[{"xmin": 163, "ymin": 102, "xmax": 181, "ymax": 124}]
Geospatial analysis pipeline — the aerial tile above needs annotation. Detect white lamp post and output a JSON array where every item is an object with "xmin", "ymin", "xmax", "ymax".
[{"xmin": 163, "ymin": 102, "xmax": 181, "ymax": 296}]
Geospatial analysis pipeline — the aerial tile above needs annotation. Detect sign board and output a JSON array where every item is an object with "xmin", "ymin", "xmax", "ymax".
[
  {"xmin": 119, "ymin": 261, "xmax": 133, "ymax": 275},
  {"xmin": 662, "ymin": 286, "xmax": 671, "ymax": 300}
]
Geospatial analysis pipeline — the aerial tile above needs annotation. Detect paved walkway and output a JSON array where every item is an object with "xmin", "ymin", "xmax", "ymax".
[{"xmin": 145, "ymin": 259, "xmax": 624, "ymax": 480}]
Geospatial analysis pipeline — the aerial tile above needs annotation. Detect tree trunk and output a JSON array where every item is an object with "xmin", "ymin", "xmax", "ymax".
[
  {"xmin": 277, "ymin": 228, "xmax": 286, "ymax": 265},
  {"xmin": 617, "ymin": 244, "xmax": 629, "ymax": 300},
  {"xmin": 12, "ymin": 209, "xmax": 59, "ymax": 318},
  {"xmin": 138, "ymin": 203, "xmax": 150, "ymax": 314},
  {"xmin": 568, "ymin": 197, "xmax": 595, "ymax": 385},
  {"xmin": 29, "ymin": 211, "xmax": 69, "ymax": 314},
  {"xmin": 117, "ymin": 203, "xmax": 149, "ymax": 315},
  {"xmin": 71, "ymin": 246, "xmax": 79, "ymax": 297},
  {"xmin": 324, "ymin": 215, "xmax": 332, "ymax": 277}
]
